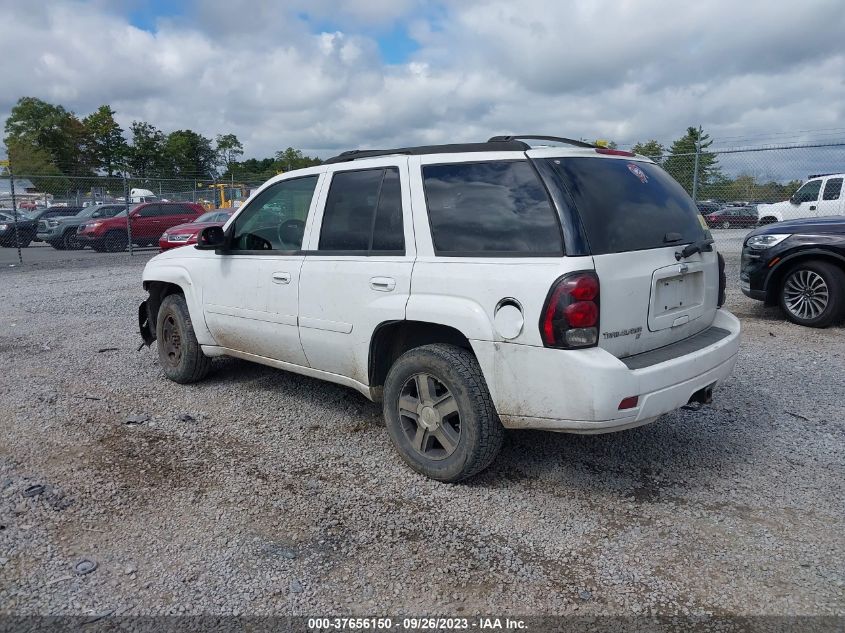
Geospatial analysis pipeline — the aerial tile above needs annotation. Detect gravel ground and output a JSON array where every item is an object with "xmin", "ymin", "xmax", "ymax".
[{"xmin": 0, "ymin": 252, "xmax": 842, "ymax": 618}]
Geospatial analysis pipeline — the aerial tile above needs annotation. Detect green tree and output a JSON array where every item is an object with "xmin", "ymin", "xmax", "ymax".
[
  {"xmin": 82, "ymin": 105, "xmax": 127, "ymax": 178},
  {"xmin": 127, "ymin": 121, "xmax": 167, "ymax": 179},
  {"xmin": 216, "ymin": 133, "xmax": 244, "ymax": 176},
  {"xmin": 3, "ymin": 97, "xmax": 89, "ymax": 175},
  {"xmin": 5, "ymin": 141, "xmax": 70, "ymax": 195},
  {"xmin": 164, "ymin": 130, "xmax": 216, "ymax": 178},
  {"xmin": 229, "ymin": 157, "xmax": 278, "ymax": 182},
  {"xmin": 274, "ymin": 147, "xmax": 322, "ymax": 172},
  {"xmin": 631, "ymin": 140, "xmax": 666, "ymax": 162},
  {"xmin": 662, "ymin": 127, "xmax": 722, "ymax": 198}
]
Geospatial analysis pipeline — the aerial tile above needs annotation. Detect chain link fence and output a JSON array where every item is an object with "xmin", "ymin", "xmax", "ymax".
[
  {"xmin": 634, "ymin": 142, "xmax": 845, "ymax": 255},
  {"xmin": 2, "ymin": 141, "xmax": 844, "ymax": 265},
  {"xmin": 0, "ymin": 173, "xmax": 264, "ymax": 263}
]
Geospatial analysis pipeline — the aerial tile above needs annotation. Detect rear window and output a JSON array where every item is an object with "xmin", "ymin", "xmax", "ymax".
[
  {"xmin": 422, "ymin": 161, "xmax": 562, "ymax": 256},
  {"xmin": 541, "ymin": 157, "xmax": 708, "ymax": 255}
]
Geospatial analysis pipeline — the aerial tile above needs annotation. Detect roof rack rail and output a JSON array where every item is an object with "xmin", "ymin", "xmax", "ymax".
[
  {"xmin": 324, "ymin": 140, "xmax": 530, "ymax": 164},
  {"xmin": 807, "ymin": 173, "xmax": 837, "ymax": 179},
  {"xmin": 487, "ymin": 135, "xmax": 596, "ymax": 149}
]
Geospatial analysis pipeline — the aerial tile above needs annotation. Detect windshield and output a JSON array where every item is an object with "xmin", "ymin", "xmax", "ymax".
[
  {"xmin": 540, "ymin": 157, "xmax": 708, "ymax": 255},
  {"xmin": 196, "ymin": 211, "xmax": 227, "ymax": 222}
]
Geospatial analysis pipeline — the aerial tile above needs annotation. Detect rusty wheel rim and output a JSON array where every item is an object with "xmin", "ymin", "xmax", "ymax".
[{"xmin": 161, "ymin": 312, "xmax": 183, "ymax": 367}]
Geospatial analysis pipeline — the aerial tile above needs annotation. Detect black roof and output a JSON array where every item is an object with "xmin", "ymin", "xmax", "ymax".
[{"xmin": 324, "ymin": 135, "xmax": 596, "ymax": 164}]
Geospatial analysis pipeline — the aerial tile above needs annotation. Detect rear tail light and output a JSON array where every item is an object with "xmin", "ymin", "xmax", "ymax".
[{"xmin": 540, "ymin": 271, "xmax": 600, "ymax": 348}]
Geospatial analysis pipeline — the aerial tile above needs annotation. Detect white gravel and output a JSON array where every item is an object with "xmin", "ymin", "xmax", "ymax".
[{"xmin": 0, "ymin": 252, "xmax": 842, "ymax": 617}]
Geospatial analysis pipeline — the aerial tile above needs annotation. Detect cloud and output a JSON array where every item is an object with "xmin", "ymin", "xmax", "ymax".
[{"xmin": 1, "ymin": 0, "xmax": 844, "ymax": 171}]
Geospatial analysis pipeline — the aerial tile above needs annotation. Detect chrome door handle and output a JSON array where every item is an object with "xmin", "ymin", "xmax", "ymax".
[
  {"xmin": 369, "ymin": 276, "xmax": 396, "ymax": 292},
  {"xmin": 272, "ymin": 271, "xmax": 291, "ymax": 284}
]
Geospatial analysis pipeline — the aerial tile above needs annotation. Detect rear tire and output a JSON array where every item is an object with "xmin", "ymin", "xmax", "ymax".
[
  {"xmin": 382, "ymin": 343, "xmax": 504, "ymax": 482},
  {"xmin": 50, "ymin": 240, "xmax": 66, "ymax": 250},
  {"xmin": 156, "ymin": 294, "xmax": 212, "ymax": 384},
  {"xmin": 103, "ymin": 230, "xmax": 128, "ymax": 252},
  {"xmin": 759, "ymin": 216, "xmax": 778, "ymax": 225},
  {"xmin": 778, "ymin": 260, "xmax": 845, "ymax": 328}
]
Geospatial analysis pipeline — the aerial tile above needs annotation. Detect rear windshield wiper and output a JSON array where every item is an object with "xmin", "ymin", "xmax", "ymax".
[{"xmin": 675, "ymin": 238, "xmax": 714, "ymax": 261}]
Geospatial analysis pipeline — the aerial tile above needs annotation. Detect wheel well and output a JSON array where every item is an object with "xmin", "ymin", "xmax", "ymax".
[
  {"xmin": 368, "ymin": 321, "xmax": 473, "ymax": 398},
  {"xmin": 766, "ymin": 253, "xmax": 845, "ymax": 305},
  {"xmin": 143, "ymin": 281, "xmax": 184, "ymax": 334}
]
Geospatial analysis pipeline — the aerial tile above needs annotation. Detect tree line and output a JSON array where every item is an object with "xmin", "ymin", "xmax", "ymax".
[
  {"xmin": 630, "ymin": 128, "xmax": 802, "ymax": 203},
  {"xmin": 2, "ymin": 97, "xmax": 802, "ymax": 203},
  {"xmin": 1, "ymin": 96, "xmax": 322, "ymax": 192}
]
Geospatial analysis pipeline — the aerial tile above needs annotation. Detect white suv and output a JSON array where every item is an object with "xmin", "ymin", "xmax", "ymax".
[{"xmin": 139, "ymin": 136, "xmax": 741, "ymax": 482}]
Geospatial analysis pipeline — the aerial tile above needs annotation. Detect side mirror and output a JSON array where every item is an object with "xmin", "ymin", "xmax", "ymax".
[
  {"xmin": 196, "ymin": 225, "xmax": 225, "ymax": 250},
  {"xmin": 789, "ymin": 195, "xmax": 799, "ymax": 205}
]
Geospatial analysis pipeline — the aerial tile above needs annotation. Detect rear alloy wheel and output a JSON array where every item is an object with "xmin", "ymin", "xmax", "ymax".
[
  {"xmin": 156, "ymin": 294, "xmax": 212, "ymax": 383},
  {"xmin": 383, "ymin": 343, "xmax": 504, "ymax": 482},
  {"xmin": 721, "ymin": 220, "xmax": 730, "ymax": 229},
  {"xmin": 103, "ymin": 230, "xmax": 128, "ymax": 252},
  {"xmin": 779, "ymin": 260, "xmax": 845, "ymax": 328}
]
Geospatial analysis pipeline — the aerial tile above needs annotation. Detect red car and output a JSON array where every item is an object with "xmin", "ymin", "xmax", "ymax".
[
  {"xmin": 159, "ymin": 210, "xmax": 233, "ymax": 251},
  {"xmin": 704, "ymin": 206, "xmax": 758, "ymax": 229},
  {"xmin": 77, "ymin": 202, "xmax": 204, "ymax": 252}
]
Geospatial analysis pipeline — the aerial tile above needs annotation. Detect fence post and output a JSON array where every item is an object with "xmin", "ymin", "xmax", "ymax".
[
  {"xmin": 124, "ymin": 172, "xmax": 134, "ymax": 256},
  {"xmin": 691, "ymin": 125, "xmax": 702, "ymax": 203},
  {"xmin": 9, "ymin": 157, "xmax": 23, "ymax": 266}
]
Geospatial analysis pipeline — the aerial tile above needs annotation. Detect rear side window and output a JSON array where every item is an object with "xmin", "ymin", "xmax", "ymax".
[
  {"xmin": 541, "ymin": 158, "xmax": 707, "ymax": 255},
  {"xmin": 823, "ymin": 178, "xmax": 842, "ymax": 201},
  {"xmin": 422, "ymin": 161, "xmax": 562, "ymax": 255},
  {"xmin": 318, "ymin": 168, "xmax": 405, "ymax": 253}
]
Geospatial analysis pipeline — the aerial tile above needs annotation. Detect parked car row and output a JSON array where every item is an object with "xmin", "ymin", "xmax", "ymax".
[
  {"xmin": 0, "ymin": 202, "xmax": 232, "ymax": 253},
  {"xmin": 696, "ymin": 201, "xmax": 761, "ymax": 229},
  {"xmin": 695, "ymin": 173, "xmax": 845, "ymax": 229}
]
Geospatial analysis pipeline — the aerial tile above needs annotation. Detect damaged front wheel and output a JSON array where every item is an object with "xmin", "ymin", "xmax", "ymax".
[{"xmin": 156, "ymin": 294, "xmax": 212, "ymax": 383}]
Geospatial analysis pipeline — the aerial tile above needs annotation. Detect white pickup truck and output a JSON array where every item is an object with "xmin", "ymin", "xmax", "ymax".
[{"xmin": 758, "ymin": 174, "xmax": 844, "ymax": 224}]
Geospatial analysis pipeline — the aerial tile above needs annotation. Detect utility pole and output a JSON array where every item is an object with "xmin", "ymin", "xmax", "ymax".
[
  {"xmin": 691, "ymin": 124, "xmax": 703, "ymax": 203},
  {"xmin": 7, "ymin": 156, "xmax": 23, "ymax": 265}
]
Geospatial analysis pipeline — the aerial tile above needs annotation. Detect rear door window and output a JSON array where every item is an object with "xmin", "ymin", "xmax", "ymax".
[
  {"xmin": 422, "ymin": 160, "xmax": 562, "ymax": 255},
  {"xmin": 540, "ymin": 158, "xmax": 707, "ymax": 255},
  {"xmin": 823, "ymin": 178, "xmax": 842, "ymax": 200},
  {"xmin": 318, "ymin": 167, "xmax": 405, "ymax": 254}
]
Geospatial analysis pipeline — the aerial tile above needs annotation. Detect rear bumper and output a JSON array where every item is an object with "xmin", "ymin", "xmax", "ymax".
[
  {"xmin": 36, "ymin": 229, "xmax": 62, "ymax": 242},
  {"xmin": 484, "ymin": 309, "xmax": 741, "ymax": 433}
]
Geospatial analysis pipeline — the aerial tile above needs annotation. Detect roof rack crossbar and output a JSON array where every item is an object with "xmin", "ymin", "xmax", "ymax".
[
  {"xmin": 487, "ymin": 135, "xmax": 596, "ymax": 149},
  {"xmin": 324, "ymin": 140, "xmax": 531, "ymax": 164}
]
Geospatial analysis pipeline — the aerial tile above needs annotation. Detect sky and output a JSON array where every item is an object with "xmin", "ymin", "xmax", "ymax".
[{"xmin": 2, "ymin": 0, "xmax": 845, "ymax": 170}]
